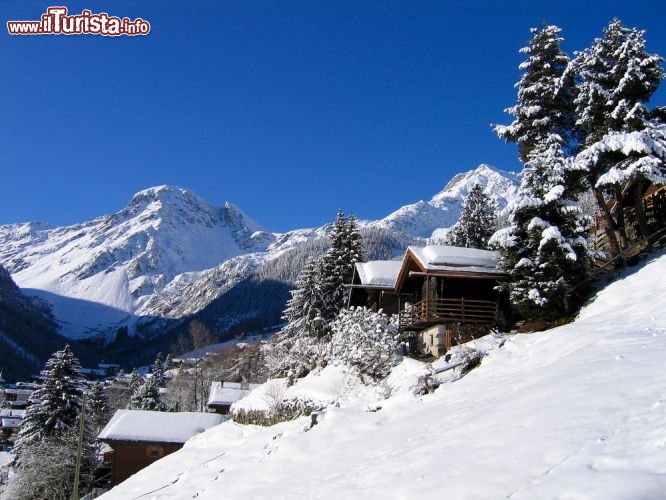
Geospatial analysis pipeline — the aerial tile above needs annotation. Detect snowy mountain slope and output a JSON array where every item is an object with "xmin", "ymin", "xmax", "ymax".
[
  {"xmin": 0, "ymin": 265, "xmax": 77, "ymax": 381},
  {"xmin": 0, "ymin": 165, "xmax": 519, "ymax": 341},
  {"xmin": 0, "ymin": 186, "xmax": 273, "ymax": 339},
  {"xmin": 101, "ymin": 251, "xmax": 666, "ymax": 499},
  {"xmin": 373, "ymin": 164, "xmax": 519, "ymax": 239}
]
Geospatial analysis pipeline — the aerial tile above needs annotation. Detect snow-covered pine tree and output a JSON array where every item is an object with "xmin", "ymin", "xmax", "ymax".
[
  {"xmin": 9, "ymin": 345, "xmax": 95, "ymax": 499},
  {"xmin": 572, "ymin": 19, "xmax": 665, "ymax": 252},
  {"xmin": 320, "ymin": 211, "xmax": 365, "ymax": 318},
  {"xmin": 343, "ymin": 214, "xmax": 365, "ymax": 280},
  {"xmin": 265, "ymin": 257, "xmax": 327, "ymax": 378},
  {"xmin": 129, "ymin": 374, "xmax": 169, "ymax": 412},
  {"xmin": 265, "ymin": 211, "xmax": 365, "ymax": 379},
  {"xmin": 128, "ymin": 368, "xmax": 143, "ymax": 394},
  {"xmin": 86, "ymin": 380, "xmax": 111, "ymax": 436},
  {"xmin": 164, "ymin": 353, "xmax": 174, "ymax": 371},
  {"xmin": 445, "ymin": 183, "xmax": 497, "ymax": 249},
  {"xmin": 14, "ymin": 345, "xmax": 84, "ymax": 449},
  {"xmin": 151, "ymin": 352, "xmax": 165, "ymax": 388},
  {"xmin": 491, "ymin": 25, "xmax": 590, "ymax": 319}
]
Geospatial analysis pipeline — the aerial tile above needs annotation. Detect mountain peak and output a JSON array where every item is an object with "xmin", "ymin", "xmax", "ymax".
[
  {"xmin": 376, "ymin": 164, "xmax": 520, "ymax": 239},
  {"xmin": 435, "ymin": 164, "xmax": 519, "ymax": 201},
  {"xmin": 128, "ymin": 185, "xmax": 206, "ymax": 209}
]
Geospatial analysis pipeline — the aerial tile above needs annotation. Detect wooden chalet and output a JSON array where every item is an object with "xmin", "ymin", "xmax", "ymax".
[
  {"xmin": 349, "ymin": 246, "xmax": 507, "ymax": 356},
  {"xmin": 348, "ymin": 260, "xmax": 403, "ymax": 315},
  {"xmin": 97, "ymin": 410, "xmax": 225, "ymax": 487},
  {"xmin": 591, "ymin": 181, "xmax": 666, "ymax": 259}
]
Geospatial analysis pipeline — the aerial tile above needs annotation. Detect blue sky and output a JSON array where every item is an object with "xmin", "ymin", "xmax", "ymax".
[{"xmin": 2, "ymin": 1, "xmax": 665, "ymax": 232}]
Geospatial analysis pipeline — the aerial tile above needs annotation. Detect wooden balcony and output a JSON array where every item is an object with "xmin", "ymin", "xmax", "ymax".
[{"xmin": 399, "ymin": 297, "xmax": 498, "ymax": 330}]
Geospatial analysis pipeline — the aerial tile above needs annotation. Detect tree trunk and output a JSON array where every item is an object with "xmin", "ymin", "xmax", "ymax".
[
  {"xmin": 614, "ymin": 185, "xmax": 629, "ymax": 249},
  {"xmin": 634, "ymin": 178, "xmax": 651, "ymax": 243},
  {"xmin": 593, "ymin": 186, "xmax": 624, "ymax": 267}
]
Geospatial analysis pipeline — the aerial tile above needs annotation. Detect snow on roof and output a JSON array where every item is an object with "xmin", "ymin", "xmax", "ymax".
[
  {"xmin": 207, "ymin": 381, "xmax": 261, "ymax": 407},
  {"xmin": 354, "ymin": 261, "xmax": 402, "ymax": 288},
  {"xmin": 98, "ymin": 410, "xmax": 225, "ymax": 444},
  {"xmin": 0, "ymin": 409, "xmax": 26, "ymax": 418},
  {"xmin": 3, "ymin": 389, "xmax": 33, "ymax": 396},
  {"xmin": 1, "ymin": 418, "xmax": 21, "ymax": 428},
  {"xmin": 409, "ymin": 245, "xmax": 503, "ymax": 274}
]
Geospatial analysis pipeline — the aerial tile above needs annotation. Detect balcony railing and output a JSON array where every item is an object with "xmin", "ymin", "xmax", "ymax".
[{"xmin": 399, "ymin": 297, "xmax": 498, "ymax": 330}]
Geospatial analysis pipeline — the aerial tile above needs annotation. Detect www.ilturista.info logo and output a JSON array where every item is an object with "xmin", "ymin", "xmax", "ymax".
[{"xmin": 7, "ymin": 6, "xmax": 150, "ymax": 36}]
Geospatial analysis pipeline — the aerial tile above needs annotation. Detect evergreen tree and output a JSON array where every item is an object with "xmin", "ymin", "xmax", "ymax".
[
  {"xmin": 446, "ymin": 184, "xmax": 497, "ymax": 249},
  {"xmin": 265, "ymin": 211, "xmax": 365, "ymax": 379},
  {"xmin": 128, "ymin": 368, "xmax": 143, "ymax": 395},
  {"xmin": 130, "ymin": 374, "xmax": 169, "ymax": 412},
  {"xmin": 15, "ymin": 345, "xmax": 84, "ymax": 449},
  {"xmin": 320, "ymin": 211, "xmax": 365, "ymax": 318},
  {"xmin": 86, "ymin": 380, "xmax": 111, "ymax": 435},
  {"xmin": 151, "ymin": 352, "xmax": 165, "ymax": 388},
  {"xmin": 265, "ymin": 257, "xmax": 327, "ymax": 378},
  {"xmin": 491, "ymin": 25, "xmax": 590, "ymax": 319},
  {"xmin": 572, "ymin": 19, "xmax": 665, "ymax": 252},
  {"xmin": 164, "ymin": 353, "xmax": 174, "ymax": 371},
  {"xmin": 9, "ymin": 345, "xmax": 96, "ymax": 499}
]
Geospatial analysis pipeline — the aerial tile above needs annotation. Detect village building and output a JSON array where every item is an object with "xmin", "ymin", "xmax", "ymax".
[
  {"xmin": 207, "ymin": 381, "xmax": 262, "ymax": 415},
  {"xmin": 348, "ymin": 260, "xmax": 402, "ymax": 315},
  {"xmin": 2, "ymin": 388, "xmax": 34, "ymax": 410},
  {"xmin": 350, "ymin": 245, "xmax": 508, "ymax": 357},
  {"xmin": 98, "ymin": 409, "xmax": 226, "ymax": 486},
  {"xmin": 0, "ymin": 408, "xmax": 25, "ymax": 446}
]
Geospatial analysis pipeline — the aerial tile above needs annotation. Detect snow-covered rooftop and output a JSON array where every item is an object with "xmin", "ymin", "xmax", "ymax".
[
  {"xmin": 207, "ymin": 381, "xmax": 262, "ymax": 407},
  {"xmin": 409, "ymin": 245, "xmax": 503, "ymax": 274},
  {"xmin": 354, "ymin": 260, "xmax": 402, "ymax": 288},
  {"xmin": 1, "ymin": 418, "xmax": 22, "ymax": 429},
  {"xmin": 97, "ymin": 410, "xmax": 225, "ymax": 444}
]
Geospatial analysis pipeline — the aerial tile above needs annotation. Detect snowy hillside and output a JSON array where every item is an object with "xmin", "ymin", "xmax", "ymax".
[
  {"xmin": 0, "ymin": 165, "xmax": 519, "ymax": 341},
  {"xmin": 101, "ymin": 251, "xmax": 666, "ymax": 499}
]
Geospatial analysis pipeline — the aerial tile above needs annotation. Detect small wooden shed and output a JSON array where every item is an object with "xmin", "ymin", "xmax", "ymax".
[{"xmin": 347, "ymin": 260, "xmax": 403, "ymax": 315}]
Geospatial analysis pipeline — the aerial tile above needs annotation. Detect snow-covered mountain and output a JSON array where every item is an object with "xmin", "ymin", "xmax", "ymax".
[
  {"xmin": 372, "ymin": 164, "xmax": 519, "ymax": 239},
  {"xmin": 0, "ymin": 186, "xmax": 276, "ymax": 339},
  {"xmin": 0, "ymin": 165, "xmax": 519, "ymax": 342}
]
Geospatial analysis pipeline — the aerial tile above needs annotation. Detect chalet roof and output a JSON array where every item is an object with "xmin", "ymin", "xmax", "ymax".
[
  {"xmin": 395, "ymin": 245, "xmax": 505, "ymax": 292},
  {"xmin": 207, "ymin": 381, "xmax": 262, "ymax": 407},
  {"xmin": 98, "ymin": 410, "xmax": 225, "ymax": 444},
  {"xmin": 409, "ymin": 245, "xmax": 502, "ymax": 272},
  {"xmin": 353, "ymin": 260, "xmax": 402, "ymax": 289}
]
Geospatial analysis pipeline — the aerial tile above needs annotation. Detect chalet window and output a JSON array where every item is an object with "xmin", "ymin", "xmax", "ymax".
[{"xmin": 146, "ymin": 445, "xmax": 164, "ymax": 458}]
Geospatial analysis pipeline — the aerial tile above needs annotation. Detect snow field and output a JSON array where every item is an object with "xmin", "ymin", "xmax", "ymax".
[{"xmin": 101, "ymin": 252, "xmax": 666, "ymax": 499}]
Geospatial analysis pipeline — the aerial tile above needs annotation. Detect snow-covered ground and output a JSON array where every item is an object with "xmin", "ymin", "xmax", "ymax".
[{"xmin": 100, "ymin": 251, "xmax": 666, "ymax": 499}]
